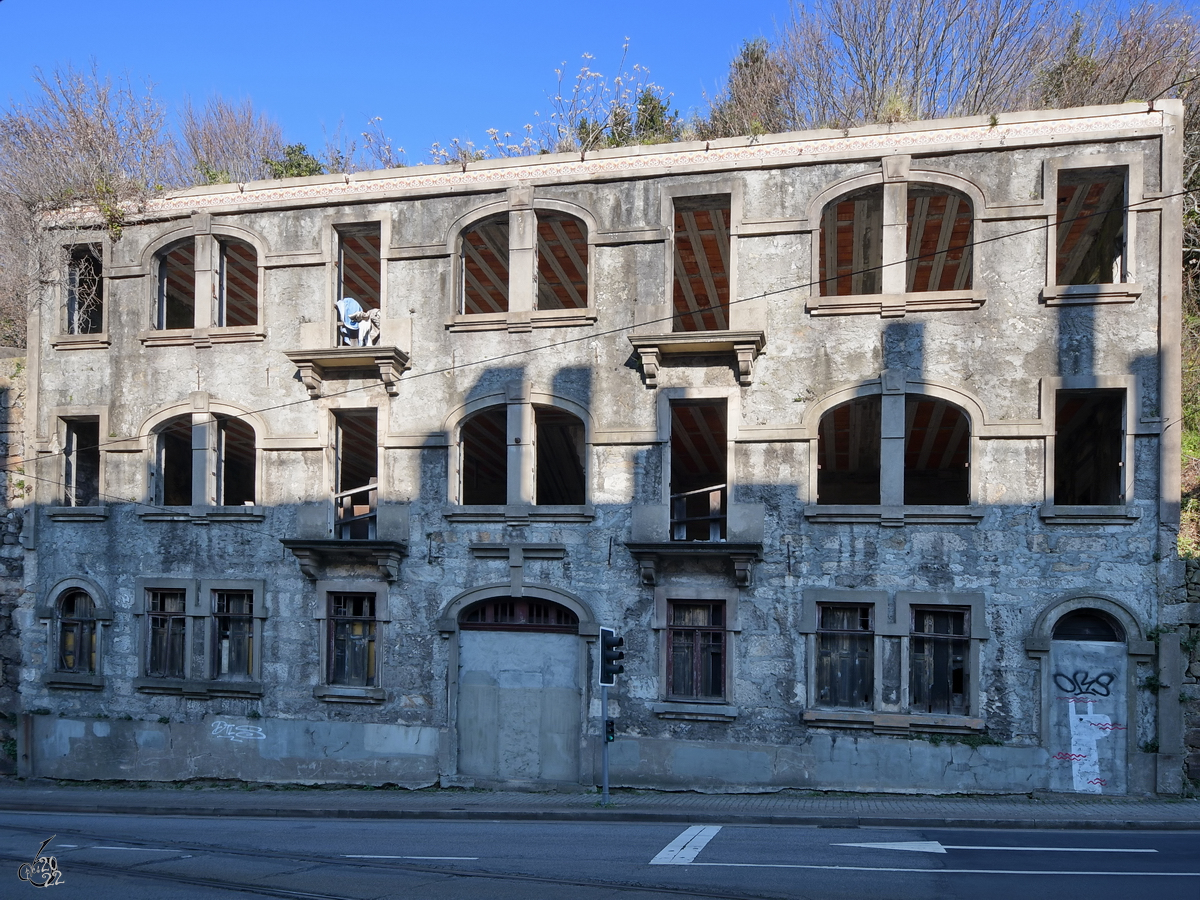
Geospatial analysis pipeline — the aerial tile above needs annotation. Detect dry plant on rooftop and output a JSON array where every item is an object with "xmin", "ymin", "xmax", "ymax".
[{"xmin": 179, "ymin": 95, "xmax": 283, "ymax": 184}]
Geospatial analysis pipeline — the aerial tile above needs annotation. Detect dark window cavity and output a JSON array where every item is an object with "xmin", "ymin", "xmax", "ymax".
[
  {"xmin": 672, "ymin": 195, "xmax": 731, "ymax": 332},
  {"xmin": 329, "ymin": 593, "xmax": 376, "ymax": 686},
  {"xmin": 1055, "ymin": 389, "xmax": 1124, "ymax": 505},
  {"xmin": 903, "ymin": 397, "xmax": 970, "ymax": 505},
  {"xmin": 64, "ymin": 418, "xmax": 100, "ymax": 507},
  {"xmin": 66, "ymin": 245, "xmax": 103, "ymax": 335},
  {"xmin": 57, "ymin": 589, "xmax": 96, "ymax": 674},
  {"xmin": 156, "ymin": 239, "xmax": 195, "ymax": 330},
  {"xmin": 213, "ymin": 590, "xmax": 254, "ymax": 679},
  {"xmin": 670, "ymin": 401, "xmax": 727, "ymax": 541},
  {"xmin": 535, "ymin": 406, "xmax": 585, "ymax": 505},
  {"xmin": 334, "ymin": 410, "xmax": 378, "ymax": 539},
  {"xmin": 1052, "ymin": 609, "xmax": 1125, "ymax": 642},
  {"xmin": 817, "ymin": 396, "xmax": 881, "ymax": 505},
  {"xmin": 816, "ymin": 604, "xmax": 874, "ymax": 709},
  {"xmin": 1056, "ymin": 167, "xmax": 1126, "ymax": 285},
  {"xmin": 460, "ymin": 407, "xmax": 507, "ymax": 505},
  {"xmin": 459, "ymin": 598, "xmax": 579, "ymax": 633},
  {"xmin": 910, "ymin": 607, "xmax": 969, "ymax": 715},
  {"xmin": 668, "ymin": 600, "xmax": 725, "ymax": 700},
  {"xmin": 158, "ymin": 416, "xmax": 193, "ymax": 506},
  {"xmin": 461, "ymin": 214, "xmax": 510, "ymax": 314}
]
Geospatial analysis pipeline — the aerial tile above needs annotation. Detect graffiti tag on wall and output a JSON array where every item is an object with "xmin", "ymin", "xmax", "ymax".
[
  {"xmin": 210, "ymin": 721, "xmax": 266, "ymax": 743},
  {"xmin": 1052, "ymin": 670, "xmax": 1116, "ymax": 697}
]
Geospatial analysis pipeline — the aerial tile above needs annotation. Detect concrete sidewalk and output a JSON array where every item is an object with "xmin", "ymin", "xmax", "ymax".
[{"xmin": 0, "ymin": 780, "xmax": 1197, "ymax": 830}]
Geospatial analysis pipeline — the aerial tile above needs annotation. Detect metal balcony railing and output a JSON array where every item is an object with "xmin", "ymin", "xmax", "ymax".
[
  {"xmin": 334, "ymin": 481, "xmax": 377, "ymax": 540},
  {"xmin": 670, "ymin": 483, "xmax": 727, "ymax": 542}
]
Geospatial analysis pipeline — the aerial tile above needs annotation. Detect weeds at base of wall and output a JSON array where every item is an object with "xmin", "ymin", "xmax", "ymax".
[
  {"xmin": 1140, "ymin": 739, "xmax": 1160, "ymax": 753},
  {"xmin": 1, "ymin": 739, "xmax": 15, "ymax": 761}
]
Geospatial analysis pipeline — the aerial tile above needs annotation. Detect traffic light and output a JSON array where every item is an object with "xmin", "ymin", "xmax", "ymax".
[
  {"xmin": 605, "ymin": 719, "xmax": 615, "ymax": 742},
  {"xmin": 598, "ymin": 627, "xmax": 624, "ymax": 686}
]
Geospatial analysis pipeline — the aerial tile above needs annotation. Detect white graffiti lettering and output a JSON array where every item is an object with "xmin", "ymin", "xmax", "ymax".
[{"xmin": 210, "ymin": 721, "xmax": 266, "ymax": 743}]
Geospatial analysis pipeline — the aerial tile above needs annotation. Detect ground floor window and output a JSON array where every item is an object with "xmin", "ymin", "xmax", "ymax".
[
  {"xmin": 909, "ymin": 607, "xmax": 969, "ymax": 715},
  {"xmin": 667, "ymin": 600, "xmax": 725, "ymax": 701},
  {"xmin": 815, "ymin": 604, "xmax": 874, "ymax": 709},
  {"xmin": 329, "ymin": 593, "xmax": 377, "ymax": 687},
  {"xmin": 147, "ymin": 589, "xmax": 187, "ymax": 679}
]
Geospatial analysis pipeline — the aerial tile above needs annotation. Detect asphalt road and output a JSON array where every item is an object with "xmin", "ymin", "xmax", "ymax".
[{"xmin": 1, "ymin": 811, "xmax": 1198, "ymax": 899}]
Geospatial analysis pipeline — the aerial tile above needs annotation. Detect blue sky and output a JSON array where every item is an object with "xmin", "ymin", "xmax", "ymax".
[{"xmin": 0, "ymin": 0, "xmax": 790, "ymax": 163}]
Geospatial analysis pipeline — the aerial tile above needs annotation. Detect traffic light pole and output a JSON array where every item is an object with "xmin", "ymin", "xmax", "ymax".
[{"xmin": 601, "ymin": 683, "xmax": 610, "ymax": 806}]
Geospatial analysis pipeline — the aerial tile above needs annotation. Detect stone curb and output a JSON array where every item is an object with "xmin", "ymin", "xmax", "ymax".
[{"xmin": 0, "ymin": 801, "xmax": 1197, "ymax": 831}]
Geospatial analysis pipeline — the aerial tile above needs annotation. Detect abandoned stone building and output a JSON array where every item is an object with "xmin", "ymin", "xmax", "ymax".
[{"xmin": 11, "ymin": 101, "xmax": 1193, "ymax": 795}]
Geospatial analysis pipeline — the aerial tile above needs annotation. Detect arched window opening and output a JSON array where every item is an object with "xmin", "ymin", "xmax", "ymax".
[
  {"xmin": 158, "ymin": 415, "xmax": 193, "ymax": 506},
  {"xmin": 535, "ymin": 213, "xmax": 588, "ymax": 310},
  {"xmin": 57, "ymin": 589, "xmax": 96, "ymax": 674},
  {"xmin": 817, "ymin": 396, "xmax": 881, "ymax": 505},
  {"xmin": 217, "ymin": 238, "xmax": 259, "ymax": 327},
  {"xmin": 904, "ymin": 397, "xmax": 970, "ymax": 505},
  {"xmin": 672, "ymin": 196, "xmax": 731, "ymax": 332},
  {"xmin": 461, "ymin": 407, "xmax": 508, "ymax": 505},
  {"xmin": 535, "ymin": 406, "xmax": 585, "ymax": 505},
  {"xmin": 217, "ymin": 415, "xmax": 256, "ymax": 506},
  {"xmin": 819, "ymin": 186, "xmax": 883, "ymax": 297},
  {"xmin": 461, "ymin": 214, "xmax": 510, "ymax": 315},
  {"xmin": 157, "ymin": 413, "xmax": 256, "ymax": 507},
  {"xmin": 156, "ymin": 239, "xmax": 195, "ymax": 330},
  {"xmin": 906, "ymin": 185, "xmax": 973, "ymax": 292},
  {"xmin": 459, "ymin": 598, "xmax": 579, "ymax": 633},
  {"xmin": 1053, "ymin": 609, "xmax": 1125, "ymax": 642}
]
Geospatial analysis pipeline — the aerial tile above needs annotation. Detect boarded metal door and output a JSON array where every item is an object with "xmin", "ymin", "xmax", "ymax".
[
  {"xmin": 1048, "ymin": 639, "xmax": 1127, "ymax": 794},
  {"xmin": 457, "ymin": 631, "xmax": 581, "ymax": 782}
]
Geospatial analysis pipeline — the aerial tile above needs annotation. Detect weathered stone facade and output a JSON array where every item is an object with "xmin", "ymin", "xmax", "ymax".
[
  {"xmin": 15, "ymin": 102, "xmax": 1190, "ymax": 794},
  {"xmin": 0, "ymin": 353, "xmax": 28, "ymax": 774}
]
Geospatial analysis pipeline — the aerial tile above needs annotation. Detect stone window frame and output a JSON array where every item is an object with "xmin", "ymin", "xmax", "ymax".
[
  {"xmin": 45, "ymin": 406, "xmax": 109, "ymax": 522},
  {"xmin": 313, "ymin": 579, "xmax": 390, "ymax": 703},
  {"xmin": 442, "ymin": 382, "xmax": 595, "ymax": 525},
  {"xmin": 649, "ymin": 582, "xmax": 741, "ymax": 722},
  {"xmin": 202, "ymin": 579, "xmax": 267, "ymax": 687},
  {"xmin": 1039, "ymin": 151, "xmax": 1144, "ymax": 306},
  {"xmin": 1038, "ymin": 374, "xmax": 1148, "ymax": 524},
  {"xmin": 445, "ymin": 188, "xmax": 599, "ymax": 332},
  {"xmin": 135, "ymin": 213, "xmax": 267, "ymax": 347},
  {"xmin": 137, "ymin": 392, "xmax": 266, "ymax": 523},
  {"xmin": 130, "ymin": 577, "xmax": 265, "ymax": 698},
  {"xmin": 801, "ymin": 588, "xmax": 988, "ymax": 733},
  {"xmin": 801, "ymin": 372, "xmax": 984, "ymax": 526},
  {"xmin": 37, "ymin": 577, "xmax": 113, "ymax": 690},
  {"xmin": 51, "ymin": 238, "xmax": 111, "ymax": 350},
  {"xmin": 805, "ymin": 158, "xmax": 987, "ymax": 318}
]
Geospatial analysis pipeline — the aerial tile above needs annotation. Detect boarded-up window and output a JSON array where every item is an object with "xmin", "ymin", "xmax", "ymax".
[
  {"xmin": 64, "ymin": 418, "xmax": 100, "ymax": 507},
  {"xmin": 460, "ymin": 407, "xmax": 508, "ymax": 505},
  {"xmin": 668, "ymin": 601, "xmax": 725, "ymax": 700},
  {"xmin": 329, "ymin": 593, "xmax": 376, "ymax": 687},
  {"xmin": 338, "ymin": 225, "xmax": 382, "ymax": 310},
  {"xmin": 147, "ymin": 589, "xmax": 186, "ymax": 678},
  {"xmin": 461, "ymin": 214, "xmax": 510, "ymax": 314},
  {"xmin": 213, "ymin": 591, "xmax": 254, "ymax": 679},
  {"xmin": 536, "ymin": 212, "xmax": 588, "ymax": 310},
  {"xmin": 535, "ymin": 406, "xmax": 586, "ymax": 505},
  {"xmin": 816, "ymin": 605, "xmax": 873, "ymax": 709},
  {"xmin": 910, "ymin": 607, "xmax": 969, "ymax": 715},
  {"xmin": 57, "ymin": 590, "xmax": 96, "ymax": 674},
  {"xmin": 672, "ymin": 196, "xmax": 731, "ymax": 332},
  {"xmin": 904, "ymin": 397, "xmax": 970, "ymax": 505},
  {"xmin": 670, "ymin": 401, "xmax": 727, "ymax": 540},
  {"xmin": 66, "ymin": 245, "xmax": 103, "ymax": 335},
  {"xmin": 1056, "ymin": 168, "xmax": 1126, "ymax": 285},
  {"xmin": 819, "ymin": 186, "xmax": 883, "ymax": 296},
  {"xmin": 906, "ymin": 186, "xmax": 973, "ymax": 292},
  {"xmin": 157, "ymin": 240, "xmax": 195, "ymax": 330},
  {"xmin": 817, "ymin": 396, "xmax": 881, "ymax": 505},
  {"xmin": 217, "ymin": 239, "xmax": 258, "ymax": 327},
  {"xmin": 1055, "ymin": 389, "xmax": 1124, "ymax": 505}
]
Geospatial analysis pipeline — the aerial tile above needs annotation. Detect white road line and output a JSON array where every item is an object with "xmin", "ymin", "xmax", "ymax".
[
  {"xmin": 689, "ymin": 862, "xmax": 1199, "ymax": 877},
  {"xmin": 835, "ymin": 840, "xmax": 1158, "ymax": 854},
  {"xmin": 90, "ymin": 846, "xmax": 179, "ymax": 852},
  {"xmin": 650, "ymin": 825, "xmax": 722, "ymax": 865},
  {"xmin": 342, "ymin": 855, "xmax": 479, "ymax": 860}
]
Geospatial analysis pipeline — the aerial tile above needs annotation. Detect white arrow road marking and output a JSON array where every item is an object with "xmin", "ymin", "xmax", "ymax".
[
  {"xmin": 650, "ymin": 825, "xmax": 722, "ymax": 865},
  {"xmin": 834, "ymin": 841, "xmax": 1158, "ymax": 854},
  {"xmin": 343, "ymin": 855, "xmax": 478, "ymax": 860}
]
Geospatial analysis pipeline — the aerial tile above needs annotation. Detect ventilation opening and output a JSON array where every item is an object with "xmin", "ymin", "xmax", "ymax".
[
  {"xmin": 334, "ymin": 410, "xmax": 377, "ymax": 539},
  {"xmin": 906, "ymin": 186, "xmax": 973, "ymax": 292},
  {"xmin": 535, "ymin": 406, "xmax": 585, "ymax": 505},
  {"xmin": 157, "ymin": 240, "xmax": 195, "ymax": 330},
  {"xmin": 459, "ymin": 598, "xmax": 579, "ymax": 633},
  {"xmin": 462, "ymin": 214, "xmax": 510, "ymax": 314},
  {"xmin": 817, "ymin": 396, "xmax": 881, "ymax": 505},
  {"xmin": 1052, "ymin": 609, "xmax": 1124, "ymax": 642},
  {"xmin": 461, "ymin": 408, "xmax": 507, "ymax": 505},
  {"xmin": 670, "ymin": 401, "xmax": 727, "ymax": 541},
  {"xmin": 820, "ymin": 186, "xmax": 883, "ymax": 296},
  {"xmin": 217, "ymin": 239, "xmax": 258, "ymax": 327},
  {"xmin": 904, "ymin": 397, "xmax": 970, "ymax": 505},
  {"xmin": 672, "ymin": 195, "xmax": 731, "ymax": 332},
  {"xmin": 1055, "ymin": 389, "xmax": 1123, "ymax": 505},
  {"xmin": 1057, "ymin": 167, "xmax": 1126, "ymax": 285},
  {"xmin": 535, "ymin": 213, "xmax": 588, "ymax": 310}
]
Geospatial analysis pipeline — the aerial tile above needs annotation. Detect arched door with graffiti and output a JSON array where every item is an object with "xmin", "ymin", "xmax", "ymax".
[
  {"xmin": 1047, "ymin": 609, "xmax": 1128, "ymax": 794},
  {"xmin": 456, "ymin": 598, "xmax": 583, "ymax": 783}
]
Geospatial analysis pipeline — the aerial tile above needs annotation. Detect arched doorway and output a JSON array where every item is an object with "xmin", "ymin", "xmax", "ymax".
[
  {"xmin": 1048, "ymin": 607, "xmax": 1128, "ymax": 794},
  {"xmin": 455, "ymin": 597, "xmax": 583, "ymax": 783}
]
